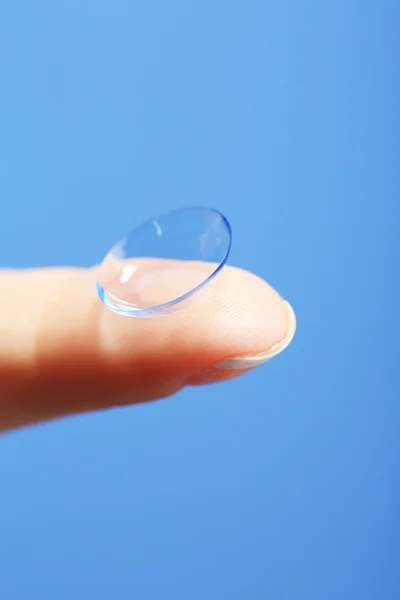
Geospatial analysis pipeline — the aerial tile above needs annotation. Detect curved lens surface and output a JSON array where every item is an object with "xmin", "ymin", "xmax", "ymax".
[{"xmin": 97, "ymin": 207, "xmax": 232, "ymax": 317}]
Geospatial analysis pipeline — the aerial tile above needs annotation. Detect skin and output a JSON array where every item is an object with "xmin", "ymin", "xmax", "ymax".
[{"xmin": 0, "ymin": 264, "xmax": 292, "ymax": 433}]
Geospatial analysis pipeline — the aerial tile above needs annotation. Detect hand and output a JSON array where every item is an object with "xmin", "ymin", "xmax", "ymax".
[{"xmin": 0, "ymin": 265, "xmax": 296, "ymax": 432}]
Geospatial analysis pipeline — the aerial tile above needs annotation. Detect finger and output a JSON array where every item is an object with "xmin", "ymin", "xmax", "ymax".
[{"xmin": 0, "ymin": 265, "xmax": 296, "ymax": 431}]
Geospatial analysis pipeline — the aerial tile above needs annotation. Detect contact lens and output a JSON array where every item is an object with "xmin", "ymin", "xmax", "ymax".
[{"xmin": 96, "ymin": 206, "xmax": 232, "ymax": 317}]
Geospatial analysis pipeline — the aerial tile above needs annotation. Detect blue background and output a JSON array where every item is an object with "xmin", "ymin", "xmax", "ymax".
[{"xmin": 0, "ymin": 1, "xmax": 398, "ymax": 598}]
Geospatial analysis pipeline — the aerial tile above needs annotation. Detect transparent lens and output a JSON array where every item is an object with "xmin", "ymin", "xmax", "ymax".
[{"xmin": 96, "ymin": 207, "xmax": 232, "ymax": 317}]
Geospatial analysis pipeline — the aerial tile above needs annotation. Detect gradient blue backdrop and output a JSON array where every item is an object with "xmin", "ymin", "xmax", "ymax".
[{"xmin": 0, "ymin": 1, "xmax": 398, "ymax": 598}]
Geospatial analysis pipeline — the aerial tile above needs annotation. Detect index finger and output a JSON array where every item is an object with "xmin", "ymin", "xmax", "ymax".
[{"xmin": 0, "ymin": 265, "xmax": 295, "ymax": 431}]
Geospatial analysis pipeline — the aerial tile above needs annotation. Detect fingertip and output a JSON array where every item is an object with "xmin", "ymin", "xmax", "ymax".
[{"xmin": 185, "ymin": 298, "xmax": 296, "ymax": 385}]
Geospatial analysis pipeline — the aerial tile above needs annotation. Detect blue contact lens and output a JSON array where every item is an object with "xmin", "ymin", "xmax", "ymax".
[{"xmin": 96, "ymin": 206, "xmax": 232, "ymax": 317}]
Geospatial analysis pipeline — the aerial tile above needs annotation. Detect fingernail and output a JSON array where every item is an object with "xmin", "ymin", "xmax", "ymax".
[{"xmin": 213, "ymin": 300, "xmax": 296, "ymax": 370}]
